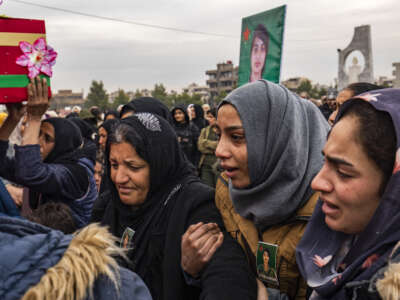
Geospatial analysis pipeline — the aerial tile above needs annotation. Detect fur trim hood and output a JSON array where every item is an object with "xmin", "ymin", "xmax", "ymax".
[{"xmin": 0, "ymin": 216, "xmax": 150, "ymax": 300}]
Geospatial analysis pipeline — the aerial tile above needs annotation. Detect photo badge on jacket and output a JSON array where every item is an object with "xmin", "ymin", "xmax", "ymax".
[
  {"xmin": 120, "ymin": 227, "xmax": 135, "ymax": 249},
  {"xmin": 257, "ymin": 241, "xmax": 279, "ymax": 286}
]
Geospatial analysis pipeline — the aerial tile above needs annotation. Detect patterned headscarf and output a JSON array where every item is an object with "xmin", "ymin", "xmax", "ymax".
[{"xmin": 296, "ymin": 89, "xmax": 400, "ymax": 299}]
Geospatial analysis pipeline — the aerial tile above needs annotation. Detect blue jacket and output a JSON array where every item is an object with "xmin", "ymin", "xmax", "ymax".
[
  {"xmin": 0, "ymin": 179, "xmax": 20, "ymax": 217},
  {"xmin": 0, "ymin": 141, "xmax": 96, "ymax": 228},
  {"xmin": 0, "ymin": 216, "xmax": 152, "ymax": 300}
]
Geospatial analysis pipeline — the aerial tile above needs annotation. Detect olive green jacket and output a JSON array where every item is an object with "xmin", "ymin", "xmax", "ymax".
[{"xmin": 197, "ymin": 125, "xmax": 218, "ymax": 168}]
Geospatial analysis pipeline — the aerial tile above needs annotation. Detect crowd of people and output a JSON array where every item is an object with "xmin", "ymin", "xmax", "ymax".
[{"xmin": 1, "ymin": 76, "xmax": 400, "ymax": 300}]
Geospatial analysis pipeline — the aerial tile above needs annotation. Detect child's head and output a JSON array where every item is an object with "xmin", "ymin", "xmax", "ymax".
[{"xmin": 27, "ymin": 202, "xmax": 77, "ymax": 234}]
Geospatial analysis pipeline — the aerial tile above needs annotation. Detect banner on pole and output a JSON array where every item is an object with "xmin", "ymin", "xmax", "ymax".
[{"xmin": 238, "ymin": 5, "xmax": 286, "ymax": 86}]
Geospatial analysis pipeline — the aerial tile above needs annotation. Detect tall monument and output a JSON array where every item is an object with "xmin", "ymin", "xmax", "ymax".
[
  {"xmin": 337, "ymin": 25, "xmax": 374, "ymax": 90},
  {"xmin": 393, "ymin": 62, "xmax": 400, "ymax": 88}
]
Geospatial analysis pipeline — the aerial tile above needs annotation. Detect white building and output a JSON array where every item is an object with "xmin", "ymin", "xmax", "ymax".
[{"xmin": 183, "ymin": 83, "xmax": 209, "ymax": 103}]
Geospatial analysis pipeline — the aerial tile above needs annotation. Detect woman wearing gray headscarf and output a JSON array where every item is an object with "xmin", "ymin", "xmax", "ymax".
[{"xmin": 181, "ymin": 80, "xmax": 330, "ymax": 300}]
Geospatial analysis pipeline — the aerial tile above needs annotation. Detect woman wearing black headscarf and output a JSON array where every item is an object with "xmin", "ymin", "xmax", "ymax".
[
  {"xmin": 99, "ymin": 113, "xmax": 256, "ymax": 300},
  {"xmin": 171, "ymin": 105, "xmax": 200, "ymax": 166},
  {"xmin": 69, "ymin": 117, "xmax": 97, "ymax": 164},
  {"xmin": 98, "ymin": 119, "xmax": 120, "ymax": 153},
  {"xmin": 189, "ymin": 104, "xmax": 208, "ymax": 131},
  {"xmin": 120, "ymin": 97, "xmax": 173, "ymax": 124},
  {"xmin": 0, "ymin": 77, "xmax": 96, "ymax": 228},
  {"xmin": 90, "ymin": 118, "xmax": 121, "ymax": 221}
]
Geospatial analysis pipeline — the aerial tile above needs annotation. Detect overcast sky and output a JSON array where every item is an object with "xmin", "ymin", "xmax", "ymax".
[{"xmin": 1, "ymin": 0, "xmax": 400, "ymax": 94}]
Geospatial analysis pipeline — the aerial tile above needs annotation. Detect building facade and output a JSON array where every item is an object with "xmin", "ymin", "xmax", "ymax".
[
  {"xmin": 183, "ymin": 83, "xmax": 209, "ymax": 103},
  {"xmin": 376, "ymin": 76, "xmax": 394, "ymax": 88},
  {"xmin": 50, "ymin": 89, "xmax": 85, "ymax": 111},
  {"xmin": 109, "ymin": 90, "xmax": 134, "ymax": 103},
  {"xmin": 205, "ymin": 61, "xmax": 238, "ymax": 99},
  {"xmin": 281, "ymin": 77, "xmax": 310, "ymax": 91}
]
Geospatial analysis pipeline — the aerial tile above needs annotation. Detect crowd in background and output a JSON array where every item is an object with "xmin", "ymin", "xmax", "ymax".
[{"xmin": 1, "ymin": 77, "xmax": 400, "ymax": 300}]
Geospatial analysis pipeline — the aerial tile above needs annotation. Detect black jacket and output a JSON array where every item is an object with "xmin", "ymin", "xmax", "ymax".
[
  {"xmin": 319, "ymin": 103, "xmax": 333, "ymax": 121},
  {"xmin": 101, "ymin": 179, "xmax": 257, "ymax": 300},
  {"xmin": 171, "ymin": 107, "xmax": 200, "ymax": 166}
]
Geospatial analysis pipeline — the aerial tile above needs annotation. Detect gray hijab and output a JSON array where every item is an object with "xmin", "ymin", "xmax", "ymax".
[{"xmin": 220, "ymin": 80, "xmax": 330, "ymax": 230}]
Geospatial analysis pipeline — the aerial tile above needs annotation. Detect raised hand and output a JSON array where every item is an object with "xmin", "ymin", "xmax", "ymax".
[{"xmin": 26, "ymin": 76, "xmax": 49, "ymax": 120}]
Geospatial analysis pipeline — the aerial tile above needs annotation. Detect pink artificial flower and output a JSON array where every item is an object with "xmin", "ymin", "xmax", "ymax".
[
  {"xmin": 362, "ymin": 254, "xmax": 379, "ymax": 269},
  {"xmin": 16, "ymin": 38, "xmax": 57, "ymax": 78},
  {"xmin": 357, "ymin": 93, "xmax": 381, "ymax": 103},
  {"xmin": 313, "ymin": 255, "xmax": 332, "ymax": 268},
  {"xmin": 393, "ymin": 148, "xmax": 400, "ymax": 174}
]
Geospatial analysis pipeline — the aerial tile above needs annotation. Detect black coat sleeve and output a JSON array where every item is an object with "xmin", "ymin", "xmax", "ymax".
[{"xmin": 184, "ymin": 182, "xmax": 257, "ymax": 300}]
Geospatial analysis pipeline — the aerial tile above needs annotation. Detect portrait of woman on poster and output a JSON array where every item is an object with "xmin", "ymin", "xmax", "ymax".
[{"xmin": 249, "ymin": 24, "xmax": 269, "ymax": 82}]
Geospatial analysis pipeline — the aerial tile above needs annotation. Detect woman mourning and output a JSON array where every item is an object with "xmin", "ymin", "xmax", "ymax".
[
  {"xmin": 181, "ymin": 80, "xmax": 330, "ymax": 300},
  {"xmin": 99, "ymin": 113, "xmax": 256, "ymax": 300},
  {"xmin": 0, "ymin": 77, "xmax": 96, "ymax": 228},
  {"xmin": 296, "ymin": 89, "xmax": 400, "ymax": 299}
]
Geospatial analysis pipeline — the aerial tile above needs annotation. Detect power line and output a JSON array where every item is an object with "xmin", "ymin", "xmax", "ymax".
[
  {"xmin": 8, "ymin": 0, "xmax": 359, "ymax": 44},
  {"xmin": 10, "ymin": 0, "xmax": 238, "ymax": 38}
]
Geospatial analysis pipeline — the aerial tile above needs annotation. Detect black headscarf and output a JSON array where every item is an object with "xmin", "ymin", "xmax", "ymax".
[
  {"xmin": 120, "ymin": 97, "xmax": 173, "ymax": 124},
  {"xmin": 99, "ymin": 118, "xmax": 120, "ymax": 136},
  {"xmin": 104, "ymin": 110, "xmax": 119, "ymax": 120},
  {"xmin": 65, "ymin": 112, "xmax": 79, "ymax": 119},
  {"xmin": 101, "ymin": 113, "xmax": 194, "ymax": 273},
  {"xmin": 42, "ymin": 118, "xmax": 83, "ymax": 164},
  {"xmin": 68, "ymin": 117, "xmax": 95, "ymax": 141},
  {"xmin": 68, "ymin": 117, "xmax": 97, "ymax": 164},
  {"xmin": 171, "ymin": 105, "xmax": 189, "ymax": 127},
  {"xmin": 191, "ymin": 104, "xmax": 208, "ymax": 130},
  {"xmin": 98, "ymin": 118, "xmax": 120, "ymax": 194},
  {"xmin": 29, "ymin": 118, "xmax": 88, "ymax": 209}
]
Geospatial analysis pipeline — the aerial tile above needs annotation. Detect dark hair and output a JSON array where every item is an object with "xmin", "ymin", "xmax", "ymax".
[
  {"xmin": 207, "ymin": 108, "xmax": 217, "ymax": 118},
  {"xmin": 345, "ymin": 82, "xmax": 382, "ymax": 97},
  {"xmin": 251, "ymin": 24, "xmax": 270, "ymax": 75},
  {"xmin": 27, "ymin": 202, "xmax": 77, "ymax": 234},
  {"xmin": 340, "ymin": 100, "xmax": 396, "ymax": 195}
]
